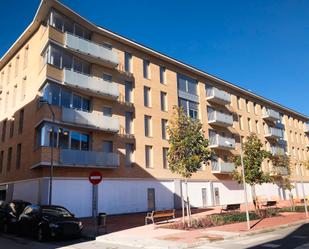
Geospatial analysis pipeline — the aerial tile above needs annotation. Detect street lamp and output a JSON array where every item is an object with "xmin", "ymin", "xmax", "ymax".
[
  {"xmin": 39, "ymin": 97, "xmax": 55, "ymax": 206},
  {"xmin": 225, "ymin": 139, "xmax": 250, "ymax": 230}
]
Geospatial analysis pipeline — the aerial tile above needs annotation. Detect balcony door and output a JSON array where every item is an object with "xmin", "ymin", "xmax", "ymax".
[{"xmin": 103, "ymin": 141, "xmax": 113, "ymax": 153}]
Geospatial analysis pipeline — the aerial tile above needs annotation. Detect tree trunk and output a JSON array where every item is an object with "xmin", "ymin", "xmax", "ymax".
[
  {"xmin": 181, "ymin": 187, "xmax": 185, "ymax": 224},
  {"xmin": 251, "ymin": 185, "xmax": 259, "ymax": 213},
  {"xmin": 185, "ymin": 178, "xmax": 191, "ymax": 226}
]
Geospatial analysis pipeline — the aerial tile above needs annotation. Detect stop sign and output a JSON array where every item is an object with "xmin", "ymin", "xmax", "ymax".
[{"xmin": 89, "ymin": 171, "xmax": 103, "ymax": 185}]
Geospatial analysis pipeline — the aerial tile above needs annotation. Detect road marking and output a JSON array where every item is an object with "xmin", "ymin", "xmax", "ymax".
[
  {"xmin": 293, "ymin": 235, "xmax": 307, "ymax": 239},
  {"xmin": 294, "ymin": 243, "xmax": 309, "ymax": 249},
  {"xmin": 236, "ymin": 234, "xmax": 277, "ymax": 245},
  {"xmin": 261, "ymin": 243, "xmax": 280, "ymax": 248}
]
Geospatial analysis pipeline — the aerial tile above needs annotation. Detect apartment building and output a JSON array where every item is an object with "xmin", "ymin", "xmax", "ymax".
[{"xmin": 0, "ymin": 0, "xmax": 308, "ymax": 217}]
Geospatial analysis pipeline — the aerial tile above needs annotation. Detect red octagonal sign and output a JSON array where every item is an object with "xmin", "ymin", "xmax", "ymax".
[{"xmin": 89, "ymin": 171, "xmax": 103, "ymax": 185}]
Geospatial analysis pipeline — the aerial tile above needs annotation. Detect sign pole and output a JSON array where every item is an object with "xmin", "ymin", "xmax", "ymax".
[{"xmin": 92, "ymin": 184, "xmax": 98, "ymax": 239}]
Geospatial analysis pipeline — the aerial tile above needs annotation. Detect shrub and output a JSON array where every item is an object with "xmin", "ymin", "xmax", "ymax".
[{"xmin": 280, "ymin": 205, "xmax": 306, "ymax": 213}]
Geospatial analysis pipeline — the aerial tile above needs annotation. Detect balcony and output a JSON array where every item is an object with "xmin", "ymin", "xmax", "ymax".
[
  {"xmin": 265, "ymin": 127, "xmax": 283, "ymax": 139},
  {"xmin": 209, "ymin": 134, "xmax": 236, "ymax": 150},
  {"xmin": 208, "ymin": 109, "xmax": 233, "ymax": 127},
  {"xmin": 206, "ymin": 86, "xmax": 231, "ymax": 105},
  {"xmin": 270, "ymin": 146, "xmax": 285, "ymax": 156},
  {"xmin": 262, "ymin": 108, "xmax": 280, "ymax": 122},
  {"xmin": 61, "ymin": 107, "xmax": 119, "ymax": 133},
  {"xmin": 305, "ymin": 123, "xmax": 309, "ymax": 133},
  {"xmin": 270, "ymin": 167, "xmax": 289, "ymax": 176},
  {"xmin": 60, "ymin": 149, "xmax": 119, "ymax": 168},
  {"xmin": 64, "ymin": 32, "xmax": 119, "ymax": 68},
  {"xmin": 211, "ymin": 160, "xmax": 235, "ymax": 174},
  {"xmin": 63, "ymin": 69, "xmax": 119, "ymax": 99}
]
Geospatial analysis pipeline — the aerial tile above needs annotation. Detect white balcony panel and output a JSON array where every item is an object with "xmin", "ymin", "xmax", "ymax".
[
  {"xmin": 206, "ymin": 86, "xmax": 231, "ymax": 105},
  {"xmin": 62, "ymin": 108, "xmax": 119, "ymax": 133},
  {"xmin": 262, "ymin": 109, "xmax": 280, "ymax": 121},
  {"xmin": 65, "ymin": 32, "xmax": 119, "ymax": 67},
  {"xmin": 208, "ymin": 110, "xmax": 233, "ymax": 127},
  {"xmin": 211, "ymin": 160, "xmax": 235, "ymax": 174},
  {"xmin": 265, "ymin": 127, "xmax": 283, "ymax": 139},
  {"xmin": 209, "ymin": 134, "xmax": 235, "ymax": 150},
  {"xmin": 305, "ymin": 123, "xmax": 309, "ymax": 133},
  {"xmin": 63, "ymin": 69, "xmax": 119, "ymax": 99},
  {"xmin": 60, "ymin": 149, "xmax": 119, "ymax": 168}
]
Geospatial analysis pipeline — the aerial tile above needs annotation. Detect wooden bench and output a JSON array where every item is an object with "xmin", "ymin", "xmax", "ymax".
[
  {"xmin": 145, "ymin": 209, "xmax": 175, "ymax": 224},
  {"xmin": 261, "ymin": 200, "xmax": 277, "ymax": 209},
  {"xmin": 220, "ymin": 204, "xmax": 241, "ymax": 213}
]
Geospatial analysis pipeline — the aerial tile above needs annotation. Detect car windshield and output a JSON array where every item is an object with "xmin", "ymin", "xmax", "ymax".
[{"xmin": 42, "ymin": 207, "xmax": 73, "ymax": 217}]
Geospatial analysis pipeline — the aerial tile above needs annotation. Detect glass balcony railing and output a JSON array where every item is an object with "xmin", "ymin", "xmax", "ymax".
[
  {"xmin": 63, "ymin": 69, "xmax": 119, "ymax": 99},
  {"xmin": 265, "ymin": 127, "xmax": 283, "ymax": 139},
  {"xmin": 208, "ymin": 109, "xmax": 233, "ymax": 127},
  {"xmin": 305, "ymin": 123, "xmax": 309, "ymax": 133},
  {"xmin": 262, "ymin": 108, "xmax": 280, "ymax": 121},
  {"xmin": 60, "ymin": 149, "xmax": 119, "ymax": 168},
  {"xmin": 61, "ymin": 107, "xmax": 119, "ymax": 133},
  {"xmin": 270, "ymin": 146, "xmax": 285, "ymax": 156},
  {"xmin": 206, "ymin": 86, "xmax": 231, "ymax": 105},
  {"xmin": 209, "ymin": 134, "xmax": 236, "ymax": 149},
  {"xmin": 65, "ymin": 32, "xmax": 119, "ymax": 67},
  {"xmin": 211, "ymin": 160, "xmax": 235, "ymax": 174}
]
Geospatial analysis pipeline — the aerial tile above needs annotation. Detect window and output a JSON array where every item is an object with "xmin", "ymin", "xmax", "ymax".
[
  {"xmin": 237, "ymin": 97, "xmax": 241, "ymax": 110},
  {"xmin": 248, "ymin": 118, "xmax": 252, "ymax": 132},
  {"xmin": 160, "ymin": 66, "xmax": 166, "ymax": 84},
  {"xmin": 103, "ymin": 74, "xmax": 112, "ymax": 82},
  {"xmin": 179, "ymin": 98, "xmax": 198, "ymax": 119},
  {"xmin": 125, "ymin": 81, "xmax": 133, "ymax": 103},
  {"xmin": 7, "ymin": 147, "xmax": 12, "ymax": 172},
  {"xmin": 163, "ymin": 147, "xmax": 168, "ymax": 169},
  {"xmin": 177, "ymin": 74, "xmax": 198, "ymax": 95},
  {"xmin": 7, "ymin": 64, "xmax": 11, "ymax": 84},
  {"xmin": 103, "ymin": 141, "xmax": 113, "ymax": 153},
  {"xmin": 16, "ymin": 144, "xmax": 21, "ymax": 169},
  {"xmin": 125, "ymin": 112, "xmax": 133, "ymax": 135},
  {"xmin": 239, "ymin": 115, "xmax": 243, "ymax": 130},
  {"xmin": 12, "ymin": 85, "xmax": 17, "ymax": 107},
  {"xmin": 9, "ymin": 121, "xmax": 14, "ymax": 138},
  {"xmin": 21, "ymin": 76, "xmax": 27, "ymax": 101},
  {"xmin": 256, "ymin": 120, "xmax": 260, "ymax": 134},
  {"xmin": 124, "ymin": 52, "xmax": 132, "ymax": 73},
  {"xmin": 144, "ymin": 86, "xmax": 151, "ymax": 107},
  {"xmin": 125, "ymin": 143, "xmax": 134, "ymax": 167},
  {"xmin": 143, "ymin": 59, "xmax": 150, "ymax": 79},
  {"xmin": 161, "ymin": 119, "xmax": 168, "ymax": 140},
  {"xmin": 18, "ymin": 109, "xmax": 24, "ymax": 134},
  {"xmin": 23, "ymin": 46, "xmax": 29, "ymax": 68},
  {"xmin": 246, "ymin": 100, "xmax": 250, "ymax": 112},
  {"xmin": 4, "ymin": 92, "xmax": 9, "ymax": 113},
  {"xmin": 160, "ymin": 91, "xmax": 167, "ymax": 111},
  {"xmin": 144, "ymin": 115, "xmax": 152, "ymax": 137},
  {"xmin": 2, "ymin": 120, "xmax": 7, "ymax": 142},
  {"xmin": 15, "ymin": 56, "xmax": 19, "ymax": 77},
  {"xmin": 145, "ymin": 145, "xmax": 153, "ymax": 168},
  {"xmin": 37, "ymin": 123, "xmax": 89, "ymax": 150},
  {"xmin": 0, "ymin": 151, "xmax": 3, "ymax": 173},
  {"xmin": 102, "ymin": 106, "xmax": 112, "ymax": 117},
  {"xmin": 290, "ymin": 130, "xmax": 294, "ymax": 142}
]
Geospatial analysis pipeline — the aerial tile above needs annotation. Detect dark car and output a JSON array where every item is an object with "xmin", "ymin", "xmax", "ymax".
[
  {"xmin": 18, "ymin": 205, "xmax": 83, "ymax": 241},
  {"xmin": 0, "ymin": 200, "xmax": 31, "ymax": 233}
]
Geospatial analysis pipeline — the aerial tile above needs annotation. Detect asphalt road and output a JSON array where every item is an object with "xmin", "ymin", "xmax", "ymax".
[
  {"xmin": 0, "ymin": 233, "xmax": 136, "ymax": 249},
  {"xmin": 195, "ymin": 223, "xmax": 309, "ymax": 249}
]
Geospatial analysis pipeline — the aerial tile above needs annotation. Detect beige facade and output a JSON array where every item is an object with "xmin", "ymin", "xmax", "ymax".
[{"xmin": 0, "ymin": 0, "xmax": 308, "ymax": 215}]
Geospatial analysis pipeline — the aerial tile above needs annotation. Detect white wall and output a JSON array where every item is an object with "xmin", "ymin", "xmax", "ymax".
[
  {"xmin": 213, "ymin": 181, "xmax": 246, "ymax": 205},
  {"xmin": 12, "ymin": 179, "xmax": 39, "ymax": 204},
  {"xmin": 255, "ymin": 183, "xmax": 280, "ymax": 200},
  {"xmin": 52, "ymin": 179, "xmax": 92, "ymax": 217},
  {"xmin": 98, "ymin": 180, "xmax": 174, "ymax": 215},
  {"xmin": 181, "ymin": 181, "xmax": 211, "ymax": 207}
]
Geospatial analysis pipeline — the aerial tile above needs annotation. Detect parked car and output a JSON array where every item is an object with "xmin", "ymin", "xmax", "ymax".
[
  {"xmin": 18, "ymin": 205, "xmax": 83, "ymax": 241},
  {"xmin": 0, "ymin": 200, "xmax": 31, "ymax": 233}
]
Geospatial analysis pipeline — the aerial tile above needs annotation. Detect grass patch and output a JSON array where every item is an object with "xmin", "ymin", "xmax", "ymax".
[{"xmin": 279, "ymin": 205, "xmax": 306, "ymax": 212}]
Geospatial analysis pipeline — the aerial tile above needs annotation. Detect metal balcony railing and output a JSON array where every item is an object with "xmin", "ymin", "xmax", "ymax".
[
  {"xmin": 65, "ymin": 32, "xmax": 119, "ymax": 67},
  {"xmin": 63, "ymin": 69, "xmax": 119, "ymax": 99},
  {"xmin": 206, "ymin": 86, "xmax": 231, "ymax": 105},
  {"xmin": 60, "ymin": 149, "xmax": 119, "ymax": 168},
  {"xmin": 61, "ymin": 107, "xmax": 119, "ymax": 133}
]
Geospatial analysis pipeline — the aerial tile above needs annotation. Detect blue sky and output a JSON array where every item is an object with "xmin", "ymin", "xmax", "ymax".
[{"xmin": 1, "ymin": 0, "xmax": 308, "ymax": 116}]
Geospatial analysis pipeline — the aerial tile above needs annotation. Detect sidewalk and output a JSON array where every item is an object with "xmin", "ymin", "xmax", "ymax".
[{"xmin": 95, "ymin": 212, "xmax": 308, "ymax": 249}]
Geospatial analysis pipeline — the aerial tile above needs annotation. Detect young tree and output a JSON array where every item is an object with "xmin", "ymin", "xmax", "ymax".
[
  {"xmin": 167, "ymin": 106, "xmax": 212, "ymax": 225},
  {"xmin": 232, "ymin": 133, "xmax": 272, "ymax": 210}
]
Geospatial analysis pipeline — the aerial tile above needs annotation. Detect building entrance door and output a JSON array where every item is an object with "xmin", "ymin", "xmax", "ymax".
[
  {"xmin": 214, "ymin": 187, "xmax": 220, "ymax": 206},
  {"xmin": 147, "ymin": 188, "xmax": 155, "ymax": 211},
  {"xmin": 202, "ymin": 188, "xmax": 207, "ymax": 207}
]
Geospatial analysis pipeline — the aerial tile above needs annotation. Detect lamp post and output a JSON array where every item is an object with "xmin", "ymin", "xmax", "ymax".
[
  {"xmin": 39, "ymin": 97, "xmax": 55, "ymax": 206},
  {"xmin": 225, "ymin": 139, "xmax": 250, "ymax": 230}
]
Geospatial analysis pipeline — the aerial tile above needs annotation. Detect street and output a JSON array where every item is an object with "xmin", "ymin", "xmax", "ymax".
[{"xmin": 196, "ymin": 223, "xmax": 309, "ymax": 249}]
